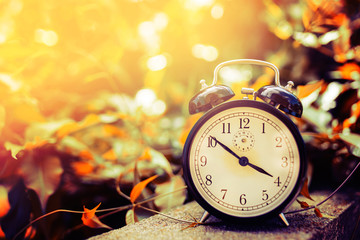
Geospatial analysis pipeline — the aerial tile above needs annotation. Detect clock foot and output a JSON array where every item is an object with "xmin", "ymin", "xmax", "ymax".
[
  {"xmin": 279, "ymin": 213, "xmax": 289, "ymax": 227},
  {"xmin": 200, "ymin": 210, "xmax": 211, "ymax": 223}
]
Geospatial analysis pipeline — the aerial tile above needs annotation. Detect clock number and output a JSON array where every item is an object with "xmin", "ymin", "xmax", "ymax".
[
  {"xmin": 275, "ymin": 137, "xmax": 282, "ymax": 147},
  {"xmin": 207, "ymin": 137, "xmax": 217, "ymax": 148},
  {"xmin": 221, "ymin": 189, "xmax": 227, "ymax": 200},
  {"xmin": 262, "ymin": 123, "xmax": 265, "ymax": 133},
  {"xmin": 200, "ymin": 156, "xmax": 207, "ymax": 167},
  {"xmin": 262, "ymin": 190, "xmax": 269, "ymax": 201},
  {"xmin": 222, "ymin": 122, "xmax": 231, "ymax": 134},
  {"xmin": 239, "ymin": 118, "xmax": 250, "ymax": 129},
  {"xmin": 205, "ymin": 175, "xmax": 212, "ymax": 186},
  {"xmin": 239, "ymin": 194, "xmax": 247, "ymax": 205},
  {"xmin": 274, "ymin": 176, "xmax": 282, "ymax": 187},
  {"xmin": 281, "ymin": 156, "xmax": 288, "ymax": 168}
]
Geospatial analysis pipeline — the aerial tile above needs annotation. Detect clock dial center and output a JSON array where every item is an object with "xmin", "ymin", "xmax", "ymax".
[
  {"xmin": 233, "ymin": 130, "xmax": 255, "ymax": 152},
  {"xmin": 239, "ymin": 156, "xmax": 249, "ymax": 166}
]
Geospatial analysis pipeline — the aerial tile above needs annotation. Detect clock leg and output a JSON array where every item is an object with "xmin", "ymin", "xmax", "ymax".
[
  {"xmin": 200, "ymin": 210, "xmax": 211, "ymax": 223},
  {"xmin": 279, "ymin": 213, "xmax": 290, "ymax": 227}
]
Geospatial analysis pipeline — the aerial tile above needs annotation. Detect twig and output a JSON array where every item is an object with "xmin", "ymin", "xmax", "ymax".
[{"xmin": 285, "ymin": 160, "xmax": 360, "ymax": 215}]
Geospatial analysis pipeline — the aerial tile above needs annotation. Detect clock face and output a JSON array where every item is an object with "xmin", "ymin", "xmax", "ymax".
[{"xmin": 183, "ymin": 100, "xmax": 306, "ymax": 220}]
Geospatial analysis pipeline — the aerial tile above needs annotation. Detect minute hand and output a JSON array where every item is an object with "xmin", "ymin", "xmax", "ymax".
[{"xmin": 210, "ymin": 136, "xmax": 273, "ymax": 178}]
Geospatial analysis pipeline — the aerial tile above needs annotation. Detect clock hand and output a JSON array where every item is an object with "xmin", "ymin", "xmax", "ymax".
[
  {"xmin": 209, "ymin": 136, "xmax": 273, "ymax": 178},
  {"xmin": 247, "ymin": 162, "xmax": 273, "ymax": 178}
]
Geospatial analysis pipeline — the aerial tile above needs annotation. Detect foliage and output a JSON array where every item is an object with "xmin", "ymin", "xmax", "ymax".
[{"xmin": 0, "ymin": 0, "xmax": 359, "ymax": 239}]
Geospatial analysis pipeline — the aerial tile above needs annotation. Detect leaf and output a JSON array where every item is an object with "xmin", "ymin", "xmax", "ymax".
[
  {"xmin": 125, "ymin": 208, "xmax": 139, "ymax": 225},
  {"xmin": 19, "ymin": 146, "xmax": 64, "ymax": 208},
  {"xmin": 0, "ymin": 186, "xmax": 10, "ymax": 218},
  {"xmin": 300, "ymin": 178, "xmax": 314, "ymax": 201},
  {"xmin": 154, "ymin": 175, "xmax": 186, "ymax": 211},
  {"xmin": 1, "ymin": 179, "xmax": 32, "ymax": 240},
  {"xmin": 71, "ymin": 161, "xmax": 94, "ymax": 176},
  {"xmin": 296, "ymin": 199, "xmax": 310, "ymax": 209},
  {"xmin": 130, "ymin": 175, "xmax": 158, "ymax": 203},
  {"xmin": 0, "ymin": 146, "xmax": 20, "ymax": 179},
  {"xmin": 314, "ymin": 207, "xmax": 323, "ymax": 218},
  {"xmin": 297, "ymin": 80, "xmax": 324, "ymax": 99},
  {"xmin": 338, "ymin": 132, "xmax": 360, "ymax": 157},
  {"xmin": 82, "ymin": 203, "xmax": 112, "ymax": 230},
  {"xmin": 102, "ymin": 148, "xmax": 117, "ymax": 161},
  {"xmin": 338, "ymin": 63, "xmax": 360, "ymax": 80}
]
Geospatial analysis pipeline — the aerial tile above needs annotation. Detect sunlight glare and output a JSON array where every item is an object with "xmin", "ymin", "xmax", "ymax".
[
  {"xmin": 153, "ymin": 13, "xmax": 168, "ymax": 31},
  {"xmin": 147, "ymin": 55, "xmax": 168, "ymax": 71},
  {"xmin": 186, "ymin": 0, "xmax": 214, "ymax": 8},
  {"xmin": 34, "ymin": 29, "xmax": 58, "ymax": 46},
  {"xmin": 211, "ymin": 4, "xmax": 224, "ymax": 19},
  {"xmin": 192, "ymin": 44, "xmax": 218, "ymax": 62}
]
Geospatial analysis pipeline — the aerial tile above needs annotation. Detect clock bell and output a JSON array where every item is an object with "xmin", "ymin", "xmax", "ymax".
[{"xmin": 188, "ymin": 59, "xmax": 303, "ymax": 118}]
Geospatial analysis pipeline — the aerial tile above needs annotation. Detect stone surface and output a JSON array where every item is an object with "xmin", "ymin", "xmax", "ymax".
[{"xmin": 90, "ymin": 190, "xmax": 360, "ymax": 240}]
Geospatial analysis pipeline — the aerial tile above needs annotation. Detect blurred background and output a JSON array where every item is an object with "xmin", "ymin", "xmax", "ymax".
[{"xmin": 0, "ymin": 0, "xmax": 359, "ymax": 239}]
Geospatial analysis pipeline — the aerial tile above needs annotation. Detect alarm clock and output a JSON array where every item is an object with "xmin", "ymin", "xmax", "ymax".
[{"xmin": 182, "ymin": 59, "xmax": 307, "ymax": 226}]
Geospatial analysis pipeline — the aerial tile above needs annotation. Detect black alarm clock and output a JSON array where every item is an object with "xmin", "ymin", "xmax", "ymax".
[{"xmin": 182, "ymin": 59, "xmax": 307, "ymax": 226}]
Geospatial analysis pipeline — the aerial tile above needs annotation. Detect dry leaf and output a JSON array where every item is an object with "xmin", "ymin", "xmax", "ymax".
[
  {"xmin": 154, "ymin": 175, "xmax": 186, "ymax": 211},
  {"xmin": 0, "ymin": 186, "xmax": 10, "ymax": 218},
  {"xmin": 102, "ymin": 149, "xmax": 117, "ymax": 161},
  {"xmin": 296, "ymin": 199, "xmax": 310, "ymax": 209},
  {"xmin": 20, "ymin": 152, "xmax": 63, "ymax": 208},
  {"xmin": 314, "ymin": 207, "xmax": 323, "ymax": 218},
  {"xmin": 125, "ymin": 208, "xmax": 139, "ymax": 225},
  {"xmin": 130, "ymin": 175, "xmax": 158, "ymax": 203},
  {"xmin": 71, "ymin": 161, "xmax": 94, "ymax": 176},
  {"xmin": 82, "ymin": 203, "xmax": 112, "ymax": 230},
  {"xmin": 300, "ymin": 178, "xmax": 314, "ymax": 201},
  {"xmin": 297, "ymin": 80, "xmax": 324, "ymax": 99}
]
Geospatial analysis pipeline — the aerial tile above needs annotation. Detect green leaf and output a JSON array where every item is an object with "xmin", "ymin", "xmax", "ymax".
[
  {"xmin": 338, "ymin": 133, "xmax": 360, "ymax": 157},
  {"xmin": 154, "ymin": 175, "xmax": 186, "ymax": 211}
]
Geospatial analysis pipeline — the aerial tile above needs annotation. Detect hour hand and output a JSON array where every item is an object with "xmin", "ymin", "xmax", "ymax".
[{"xmin": 210, "ymin": 136, "xmax": 273, "ymax": 178}]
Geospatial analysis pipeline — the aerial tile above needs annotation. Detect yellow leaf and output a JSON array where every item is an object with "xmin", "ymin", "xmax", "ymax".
[
  {"xmin": 103, "ymin": 124, "xmax": 127, "ymax": 138},
  {"xmin": 297, "ymin": 80, "xmax": 324, "ymax": 99},
  {"xmin": 130, "ymin": 175, "xmax": 158, "ymax": 203},
  {"xmin": 102, "ymin": 149, "xmax": 117, "ymax": 161},
  {"xmin": 125, "ymin": 208, "xmax": 139, "ymax": 225}
]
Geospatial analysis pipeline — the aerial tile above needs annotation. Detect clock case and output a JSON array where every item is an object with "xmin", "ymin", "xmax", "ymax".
[{"xmin": 182, "ymin": 59, "xmax": 307, "ymax": 225}]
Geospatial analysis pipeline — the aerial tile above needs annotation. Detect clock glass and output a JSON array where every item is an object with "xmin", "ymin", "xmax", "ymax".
[{"xmin": 183, "ymin": 100, "xmax": 305, "ymax": 220}]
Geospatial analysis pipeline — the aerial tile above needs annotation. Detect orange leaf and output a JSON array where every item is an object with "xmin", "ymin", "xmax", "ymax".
[
  {"xmin": 130, "ymin": 175, "xmax": 158, "ymax": 203},
  {"xmin": 314, "ymin": 207, "xmax": 323, "ymax": 218},
  {"xmin": 300, "ymin": 178, "xmax": 314, "ymax": 201},
  {"xmin": 179, "ymin": 115, "xmax": 202, "ymax": 146},
  {"xmin": 24, "ymin": 136, "xmax": 48, "ymax": 150},
  {"xmin": 338, "ymin": 63, "xmax": 360, "ymax": 80},
  {"xmin": 103, "ymin": 124, "xmax": 127, "ymax": 138},
  {"xmin": 137, "ymin": 147, "xmax": 152, "ymax": 161},
  {"xmin": 82, "ymin": 203, "xmax": 112, "ymax": 229},
  {"xmin": 296, "ymin": 199, "xmax": 310, "ymax": 209},
  {"xmin": 79, "ymin": 150, "xmax": 94, "ymax": 161},
  {"xmin": 102, "ymin": 149, "xmax": 117, "ymax": 161},
  {"xmin": 72, "ymin": 161, "xmax": 94, "ymax": 176},
  {"xmin": 297, "ymin": 80, "xmax": 324, "ymax": 99}
]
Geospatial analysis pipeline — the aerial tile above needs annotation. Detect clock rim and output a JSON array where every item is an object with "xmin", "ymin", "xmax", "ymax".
[{"xmin": 182, "ymin": 99, "xmax": 307, "ymax": 222}]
